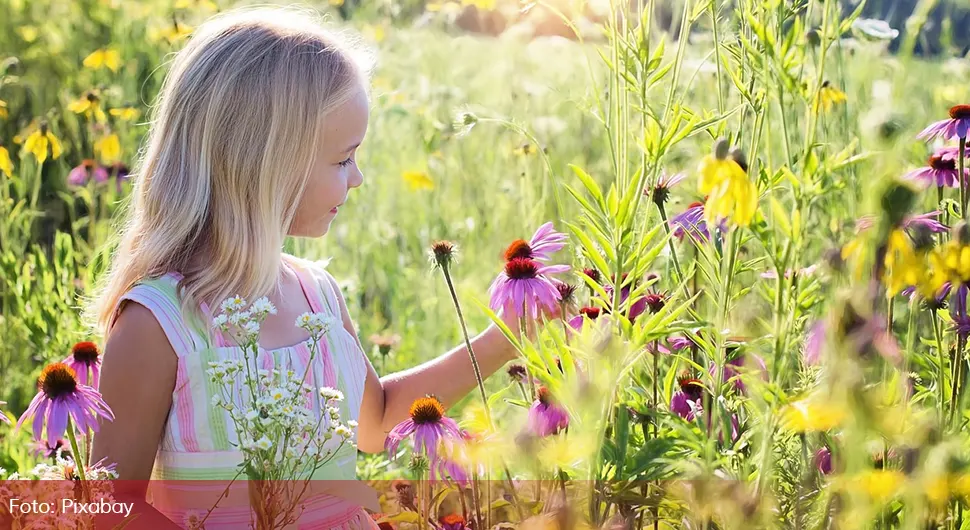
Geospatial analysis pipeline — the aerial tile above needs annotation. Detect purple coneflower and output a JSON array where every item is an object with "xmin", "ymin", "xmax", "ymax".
[
  {"xmin": 904, "ymin": 149, "xmax": 969, "ymax": 188},
  {"xmin": 670, "ymin": 201, "xmax": 727, "ymax": 242},
  {"xmin": 950, "ymin": 284, "xmax": 970, "ymax": 339},
  {"xmin": 905, "ymin": 211, "xmax": 948, "ymax": 233},
  {"xmin": 385, "ymin": 396, "xmax": 462, "ymax": 466},
  {"xmin": 439, "ymin": 514, "xmax": 469, "ymax": 530},
  {"xmin": 804, "ymin": 320, "xmax": 826, "ymax": 366},
  {"xmin": 67, "ymin": 160, "xmax": 109, "ymax": 186},
  {"xmin": 503, "ymin": 222, "xmax": 567, "ymax": 262},
  {"xmin": 488, "ymin": 258, "xmax": 569, "ymax": 319},
  {"xmin": 16, "ymin": 363, "xmax": 114, "ymax": 445},
  {"xmin": 568, "ymin": 306, "xmax": 602, "ymax": 331},
  {"xmin": 527, "ymin": 387, "xmax": 569, "ymax": 437},
  {"xmin": 815, "ymin": 447, "xmax": 833, "ymax": 475},
  {"xmin": 649, "ymin": 171, "xmax": 687, "ymax": 206},
  {"xmin": 670, "ymin": 374, "xmax": 705, "ymax": 421},
  {"xmin": 63, "ymin": 341, "xmax": 102, "ymax": 388},
  {"xmin": 918, "ymin": 105, "xmax": 970, "ymax": 141}
]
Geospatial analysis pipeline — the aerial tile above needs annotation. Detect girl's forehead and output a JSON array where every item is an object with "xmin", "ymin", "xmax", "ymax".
[{"xmin": 321, "ymin": 88, "xmax": 369, "ymax": 151}]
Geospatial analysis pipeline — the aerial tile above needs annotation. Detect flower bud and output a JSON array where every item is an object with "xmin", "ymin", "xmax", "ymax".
[{"xmin": 713, "ymin": 138, "xmax": 730, "ymax": 160}]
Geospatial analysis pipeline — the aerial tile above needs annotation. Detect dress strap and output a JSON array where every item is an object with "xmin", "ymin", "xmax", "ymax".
[
  {"xmin": 112, "ymin": 273, "xmax": 208, "ymax": 358},
  {"xmin": 285, "ymin": 256, "xmax": 334, "ymax": 316}
]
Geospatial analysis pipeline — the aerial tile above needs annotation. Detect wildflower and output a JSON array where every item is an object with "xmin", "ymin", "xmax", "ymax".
[
  {"xmin": 803, "ymin": 320, "xmax": 825, "ymax": 366},
  {"xmin": 904, "ymin": 148, "xmax": 969, "ymax": 188},
  {"xmin": 0, "ymin": 99, "xmax": 7, "ymax": 119},
  {"xmin": 670, "ymin": 200, "xmax": 723, "ymax": 242},
  {"xmin": 452, "ymin": 110, "xmax": 478, "ymax": 136},
  {"xmin": 109, "ymin": 107, "xmax": 140, "ymax": 121},
  {"xmin": 403, "ymin": 170, "xmax": 434, "ymax": 191},
  {"xmin": 82, "ymin": 48, "xmax": 122, "ymax": 72},
  {"xmin": 781, "ymin": 398, "xmax": 846, "ymax": 432},
  {"xmin": 249, "ymin": 297, "xmax": 277, "ymax": 318},
  {"xmin": 369, "ymin": 332, "xmax": 401, "ymax": 357},
  {"xmin": 67, "ymin": 90, "xmax": 107, "ymax": 123},
  {"xmin": 429, "ymin": 240, "xmax": 456, "ymax": 269},
  {"xmin": 392, "ymin": 480, "xmax": 418, "ymax": 511},
  {"xmin": 698, "ymin": 140, "xmax": 758, "ymax": 227},
  {"xmin": 555, "ymin": 282, "xmax": 578, "ymax": 309},
  {"xmin": 815, "ymin": 447, "xmax": 834, "ymax": 475},
  {"xmin": 319, "ymin": 388, "xmax": 344, "ymax": 402},
  {"xmin": 67, "ymin": 159, "xmax": 110, "ymax": 187},
  {"xmin": 851, "ymin": 18, "xmax": 899, "ymax": 41},
  {"xmin": 852, "ymin": 470, "xmax": 905, "ymax": 503},
  {"xmin": 643, "ymin": 293, "xmax": 666, "ymax": 314},
  {"xmin": 0, "ymin": 146, "xmax": 12, "ymax": 178},
  {"xmin": 23, "ymin": 122, "xmax": 62, "ymax": 163},
  {"xmin": 582, "ymin": 267, "xmax": 601, "ymax": 284},
  {"xmin": 440, "ymin": 514, "xmax": 469, "ymax": 530},
  {"xmin": 814, "ymin": 80, "xmax": 847, "ymax": 113},
  {"xmin": 527, "ymin": 387, "xmax": 569, "ymax": 437},
  {"xmin": 883, "ymin": 228, "xmax": 925, "ymax": 297},
  {"xmin": 950, "ymin": 284, "xmax": 970, "ymax": 339},
  {"xmin": 254, "ymin": 436, "xmax": 273, "ymax": 451},
  {"xmin": 670, "ymin": 374, "xmax": 705, "ymax": 421},
  {"xmin": 385, "ymin": 395, "xmax": 463, "ymax": 466},
  {"xmin": 568, "ymin": 306, "xmax": 602, "ymax": 331},
  {"xmin": 63, "ymin": 341, "xmax": 102, "ymax": 388},
  {"xmin": 650, "ymin": 171, "xmax": 687, "ymax": 207},
  {"xmin": 488, "ymin": 257, "xmax": 569, "ymax": 319},
  {"xmin": 503, "ymin": 222, "xmax": 568, "ymax": 262},
  {"xmin": 221, "ymin": 295, "xmax": 247, "ymax": 313},
  {"xmin": 16, "ymin": 363, "xmax": 114, "ymax": 445},
  {"xmin": 95, "ymin": 133, "xmax": 122, "ymax": 164},
  {"xmin": 919, "ymin": 105, "xmax": 970, "ymax": 141},
  {"xmin": 507, "ymin": 363, "xmax": 528, "ymax": 382}
]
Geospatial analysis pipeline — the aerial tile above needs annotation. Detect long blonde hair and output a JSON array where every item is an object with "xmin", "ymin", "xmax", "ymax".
[{"xmin": 90, "ymin": 6, "xmax": 372, "ymax": 335}]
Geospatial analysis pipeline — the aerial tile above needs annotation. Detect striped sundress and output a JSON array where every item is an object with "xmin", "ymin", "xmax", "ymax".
[{"xmin": 113, "ymin": 255, "xmax": 379, "ymax": 529}]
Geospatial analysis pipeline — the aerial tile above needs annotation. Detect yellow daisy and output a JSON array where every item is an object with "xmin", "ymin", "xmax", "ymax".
[
  {"xmin": 82, "ymin": 48, "xmax": 122, "ymax": 72},
  {"xmin": 109, "ymin": 107, "xmax": 140, "ymax": 121},
  {"xmin": 698, "ymin": 146, "xmax": 758, "ymax": 228},
  {"xmin": 402, "ymin": 170, "xmax": 434, "ymax": 191},
  {"xmin": 22, "ymin": 123, "xmax": 62, "ymax": 164},
  {"xmin": 780, "ymin": 398, "xmax": 846, "ymax": 433},
  {"xmin": 0, "ymin": 146, "xmax": 13, "ymax": 177},
  {"xmin": 814, "ymin": 80, "xmax": 847, "ymax": 114},
  {"xmin": 95, "ymin": 133, "xmax": 122, "ymax": 164},
  {"xmin": 67, "ymin": 91, "xmax": 107, "ymax": 123}
]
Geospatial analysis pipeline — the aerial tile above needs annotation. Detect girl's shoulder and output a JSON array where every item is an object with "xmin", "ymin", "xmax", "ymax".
[{"xmin": 283, "ymin": 254, "xmax": 341, "ymax": 295}]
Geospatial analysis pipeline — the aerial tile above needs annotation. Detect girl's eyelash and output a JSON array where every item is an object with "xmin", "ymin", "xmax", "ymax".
[{"xmin": 338, "ymin": 157, "xmax": 353, "ymax": 167}]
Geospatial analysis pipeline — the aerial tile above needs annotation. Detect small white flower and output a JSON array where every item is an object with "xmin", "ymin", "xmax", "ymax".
[
  {"xmin": 221, "ymin": 295, "xmax": 247, "ymax": 313},
  {"xmin": 334, "ymin": 425, "xmax": 352, "ymax": 439},
  {"xmin": 250, "ymin": 297, "xmax": 277, "ymax": 317},
  {"xmin": 319, "ymin": 388, "xmax": 344, "ymax": 401},
  {"xmin": 346, "ymin": 420, "xmax": 358, "ymax": 429},
  {"xmin": 211, "ymin": 395, "xmax": 224, "ymax": 407},
  {"xmin": 242, "ymin": 320, "xmax": 261, "ymax": 337},
  {"xmin": 229, "ymin": 310, "xmax": 253, "ymax": 326},
  {"xmin": 254, "ymin": 436, "xmax": 273, "ymax": 450},
  {"xmin": 245, "ymin": 410, "xmax": 260, "ymax": 422},
  {"xmin": 296, "ymin": 312, "xmax": 313, "ymax": 327},
  {"xmin": 212, "ymin": 314, "xmax": 229, "ymax": 329}
]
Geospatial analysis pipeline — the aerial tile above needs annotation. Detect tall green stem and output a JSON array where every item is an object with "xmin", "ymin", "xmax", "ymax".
[
  {"xmin": 932, "ymin": 311, "xmax": 947, "ymax": 424},
  {"xmin": 440, "ymin": 266, "xmax": 492, "ymax": 425}
]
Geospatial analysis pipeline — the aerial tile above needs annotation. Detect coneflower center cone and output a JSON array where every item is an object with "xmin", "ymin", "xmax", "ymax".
[
  {"xmin": 504, "ymin": 239, "xmax": 533, "ymax": 261},
  {"xmin": 71, "ymin": 341, "xmax": 100, "ymax": 364},
  {"xmin": 930, "ymin": 154, "xmax": 958, "ymax": 171},
  {"xmin": 505, "ymin": 257, "xmax": 540, "ymax": 279},
  {"xmin": 579, "ymin": 307, "xmax": 601, "ymax": 320},
  {"xmin": 39, "ymin": 364, "xmax": 78, "ymax": 400},
  {"xmin": 950, "ymin": 105, "xmax": 970, "ymax": 120},
  {"xmin": 677, "ymin": 375, "xmax": 704, "ymax": 402},
  {"xmin": 409, "ymin": 396, "xmax": 445, "ymax": 424}
]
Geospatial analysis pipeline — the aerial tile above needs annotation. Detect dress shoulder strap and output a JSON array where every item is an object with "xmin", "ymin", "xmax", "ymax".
[{"xmin": 111, "ymin": 273, "xmax": 209, "ymax": 358}]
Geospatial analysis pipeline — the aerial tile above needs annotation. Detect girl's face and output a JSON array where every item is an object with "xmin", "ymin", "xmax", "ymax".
[{"xmin": 289, "ymin": 83, "xmax": 369, "ymax": 238}]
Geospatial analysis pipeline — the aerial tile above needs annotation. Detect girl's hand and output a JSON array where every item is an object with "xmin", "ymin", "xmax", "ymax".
[{"xmin": 496, "ymin": 301, "xmax": 562, "ymax": 343}]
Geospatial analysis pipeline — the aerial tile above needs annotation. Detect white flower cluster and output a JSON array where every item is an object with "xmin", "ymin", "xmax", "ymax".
[
  {"xmin": 0, "ymin": 457, "xmax": 119, "ymax": 529},
  {"xmin": 213, "ymin": 296, "xmax": 278, "ymax": 344},
  {"xmin": 295, "ymin": 312, "xmax": 339, "ymax": 338}
]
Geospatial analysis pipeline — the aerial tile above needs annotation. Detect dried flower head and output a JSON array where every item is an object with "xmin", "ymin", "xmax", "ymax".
[{"xmin": 430, "ymin": 240, "xmax": 457, "ymax": 270}]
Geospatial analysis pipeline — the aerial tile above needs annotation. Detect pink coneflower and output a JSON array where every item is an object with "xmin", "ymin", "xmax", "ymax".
[
  {"xmin": 503, "ymin": 222, "xmax": 567, "ymax": 262},
  {"xmin": 63, "ymin": 341, "xmax": 102, "ymax": 388},
  {"xmin": 904, "ymin": 150, "xmax": 969, "ymax": 188},
  {"xmin": 488, "ymin": 258, "xmax": 569, "ymax": 319},
  {"xmin": 854, "ymin": 212, "xmax": 948, "ymax": 233},
  {"xmin": 568, "ymin": 306, "xmax": 602, "ymax": 331},
  {"xmin": 670, "ymin": 374, "xmax": 705, "ymax": 420},
  {"xmin": 439, "ymin": 514, "xmax": 469, "ymax": 530},
  {"xmin": 649, "ymin": 171, "xmax": 687, "ymax": 206},
  {"xmin": 527, "ymin": 387, "xmax": 569, "ymax": 437},
  {"xmin": 16, "ymin": 363, "xmax": 114, "ymax": 446},
  {"xmin": 67, "ymin": 159, "xmax": 109, "ymax": 187},
  {"xmin": 815, "ymin": 447, "xmax": 833, "ymax": 475},
  {"xmin": 803, "ymin": 320, "xmax": 826, "ymax": 366},
  {"xmin": 385, "ymin": 396, "xmax": 462, "ymax": 466},
  {"xmin": 918, "ymin": 105, "xmax": 970, "ymax": 141}
]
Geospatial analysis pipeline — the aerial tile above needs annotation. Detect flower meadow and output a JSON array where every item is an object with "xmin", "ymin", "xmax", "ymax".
[{"xmin": 4, "ymin": 0, "xmax": 970, "ymax": 528}]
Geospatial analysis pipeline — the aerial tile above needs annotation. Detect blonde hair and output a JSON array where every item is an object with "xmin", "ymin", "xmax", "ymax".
[{"xmin": 89, "ymin": 6, "xmax": 372, "ymax": 334}]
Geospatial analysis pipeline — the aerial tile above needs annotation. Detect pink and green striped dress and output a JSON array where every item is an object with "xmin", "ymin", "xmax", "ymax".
[{"xmin": 114, "ymin": 255, "xmax": 377, "ymax": 529}]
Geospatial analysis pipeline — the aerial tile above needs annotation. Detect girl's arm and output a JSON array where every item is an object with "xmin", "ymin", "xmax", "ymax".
[
  {"xmin": 89, "ymin": 303, "xmax": 183, "ymax": 529},
  {"xmin": 323, "ymin": 275, "xmax": 521, "ymax": 454}
]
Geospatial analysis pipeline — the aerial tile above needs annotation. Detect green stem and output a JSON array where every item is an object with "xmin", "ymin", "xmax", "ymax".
[
  {"xmin": 66, "ymin": 418, "xmax": 88, "ymax": 487},
  {"xmin": 441, "ymin": 266, "xmax": 493, "ymax": 425},
  {"xmin": 709, "ymin": 0, "xmax": 725, "ymax": 115},
  {"xmin": 932, "ymin": 310, "xmax": 947, "ymax": 424}
]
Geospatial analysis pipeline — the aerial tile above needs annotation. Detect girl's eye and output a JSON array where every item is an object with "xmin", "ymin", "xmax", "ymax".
[{"xmin": 338, "ymin": 157, "xmax": 354, "ymax": 167}]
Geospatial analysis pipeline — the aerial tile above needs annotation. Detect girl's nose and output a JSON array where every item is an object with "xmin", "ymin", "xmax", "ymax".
[{"xmin": 349, "ymin": 165, "xmax": 363, "ymax": 189}]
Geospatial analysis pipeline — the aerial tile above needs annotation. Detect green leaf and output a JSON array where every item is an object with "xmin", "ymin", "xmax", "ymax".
[{"xmin": 570, "ymin": 164, "xmax": 606, "ymax": 212}]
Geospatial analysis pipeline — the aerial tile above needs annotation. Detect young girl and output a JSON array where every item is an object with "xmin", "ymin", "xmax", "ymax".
[{"xmin": 89, "ymin": 7, "xmax": 541, "ymax": 529}]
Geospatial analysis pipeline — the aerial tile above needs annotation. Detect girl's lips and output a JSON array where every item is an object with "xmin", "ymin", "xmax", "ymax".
[{"xmin": 330, "ymin": 206, "xmax": 339, "ymax": 213}]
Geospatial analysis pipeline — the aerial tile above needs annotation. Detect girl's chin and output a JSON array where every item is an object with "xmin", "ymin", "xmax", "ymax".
[{"xmin": 287, "ymin": 218, "xmax": 333, "ymax": 238}]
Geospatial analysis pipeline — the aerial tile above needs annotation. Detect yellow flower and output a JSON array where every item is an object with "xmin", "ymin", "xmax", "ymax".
[
  {"xmin": 153, "ymin": 23, "xmax": 194, "ymax": 43},
  {"xmin": 67, "ymin": 91, "xmax": 107, "ymax": 123},
  {"xmin": 537, "ymin": 433, "xmax": 595, "ymax": 470},
  {"xmin": 940, "ymin": 240, "xmax": 970, "ymax": 285},
  {"xmin": 17, "ymin": 26, "xmax": 38, "ymax": 43},
  {"xmin": 403, "ymin": 170, "xmax": 434, "ymax": 191},
  {"xmin": 698, "ymin": 154, "xmax": 757, "ymax": 227},
  {"xmin": 883, "ymin": 229, "xmax": 923, "ymax": 297},
  {"xmin": 513, "ymin": 143, "xmax": 537, "ymax": 156},
  {"xmin": 814, "ymin": 81, "xmax": 847, "ymax": 113},
  {"xmin": 363, "ymin": 24, "xmax": 385, "ymax": 43},
  {"xmin": 83, "ymin": 48, "xmax": 122, "ymax": 72},
  {"xmin": 109, "ymin": 107, "xmax": 140, "ymax": 121},
  {"xmin": 780, "ymin": 398, "xmax": 846, "ymax": 433},
  {"xmin": 95, "ymin": 134, "xmax": 122, "ymax": 164},
  {"xmin": 0, "ymin": 100, "xmax": 7, "ymax": 119},
  {"xmin": 853, "ymin": 470, "xmax": 904, "ymax": 503},
  {"xmin": 174, "ymin": 0, "xmax": 218, "ymax": 9},
  {"xmin": 0, "ymin": 146, "xmax": 13, "ymax": 177},
  {"xmin": 22, "ymin": 124, "xmax": 62, "ymax": 164}
]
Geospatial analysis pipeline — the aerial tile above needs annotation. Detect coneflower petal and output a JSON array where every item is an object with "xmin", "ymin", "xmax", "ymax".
[{"xmin": 46, "ymin": 399, "xmax": 69, "ymax": 447}]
